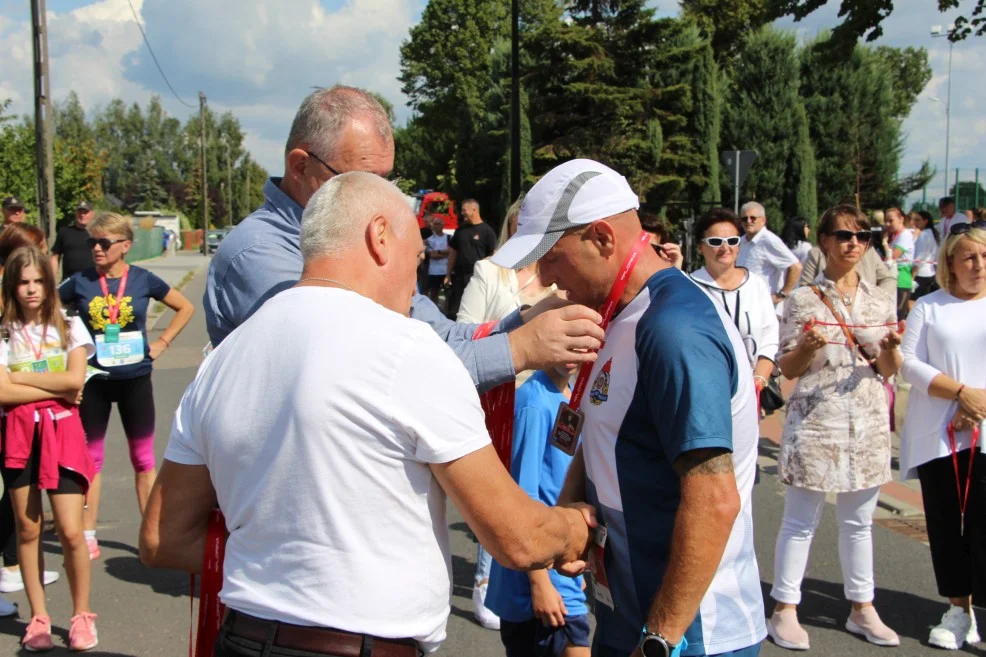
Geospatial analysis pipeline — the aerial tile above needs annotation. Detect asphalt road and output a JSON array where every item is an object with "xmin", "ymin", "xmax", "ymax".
[{"xmin": 0, "ymin": 265, "xmax": 976, "ymax": 656}]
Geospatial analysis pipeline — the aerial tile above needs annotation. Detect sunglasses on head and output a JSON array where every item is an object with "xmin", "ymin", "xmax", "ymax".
[
  {"xmin": 87, "ymin": 237, "xmax": 127, "ymax": 251},
  {"xmin": 703, "ymin": 236, "xmax": 742, "ymax": 248},
  {"xmin": 831, "ymin": 230, "xmax": 872, "ymax": 244},
  {"xmin": 949, "ymin": 220, "xmax": 986, "ymax": 236}
]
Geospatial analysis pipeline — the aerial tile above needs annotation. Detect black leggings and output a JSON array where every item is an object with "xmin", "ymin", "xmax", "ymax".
[
  {"xmin": 918, "ymin": 449, "xmax": 986, "ymax": 602},
  {"xmin": 79, "ymin": 373, "xmax": 156, "ymax": 473}
]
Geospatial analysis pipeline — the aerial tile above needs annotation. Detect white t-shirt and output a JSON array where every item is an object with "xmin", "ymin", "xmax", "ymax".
[
  {"xmin": 900, "ymin": 290, "xmax": 986, "ymax": 479},
  {"xmin": 791, "ymin": 240, "xmax": 813, "ymax": 266},
  {"xmin": 887, "ymin": 229, "xmax": 915, "ymax": 280},
  {"xmin": 736, "ymin": 228, "xmax": 800, "ymax": 294},
  {"xmin": 425, "ymin": 233, "xmax": 450, "ymax": 276},
  {"xmin": 913, "ymin": 228, "xmax": 939, "ymax": 278},
  {"xmin": 1, "ymin": 316, "xmax": 94, "ymax": 372},
  {"xmin": 940, "ymin": 213, "xmax": 968, "ymax": 237},
  {"xmin": 165, "ymin": 287, "xmax": 491, "ymax": 652}
]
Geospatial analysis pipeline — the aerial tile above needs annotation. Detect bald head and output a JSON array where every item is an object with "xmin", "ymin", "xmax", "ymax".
[{"xmin": 301, "ymin": 171, "xmax": 411, "ymax": 260}]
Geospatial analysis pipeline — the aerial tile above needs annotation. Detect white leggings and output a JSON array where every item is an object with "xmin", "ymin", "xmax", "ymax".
[{"xmin": 771, "ymin": 485, "xmax": 881, "ymax": 605}]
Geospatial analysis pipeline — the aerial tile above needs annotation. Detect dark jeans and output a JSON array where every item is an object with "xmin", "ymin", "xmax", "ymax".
[
  {"xmin": 214, "ymin": 623, "xmax": 424, "ymax": 657},
  {"xmin": 446, "ymin": 270, "xmax": 473, "ymax": 319},
  {"xmin": 918, "ymin": 449, "xmax": 986, "ymax": 602}
]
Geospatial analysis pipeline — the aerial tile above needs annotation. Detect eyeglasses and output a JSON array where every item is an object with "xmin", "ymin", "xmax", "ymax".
[
  {"xmin": 703, "ymin": 236, "xmax": 742, "ymax": 247},
  {"xmin": 831, "ymin": 230, "xmax": 872, "ymax": 244},
  {"xmin": 306, "ymin": 151, "xmax": 402, "ymax": 185},
  {"xmin": 87, "ymin": 237, "xmax": 128, "ymax": 251},
  {"xmin": 949, "ymin": 220, "xmax": 986, "ymax": 236},
  {"xmin": 740, "ymin": 216, "xmax": 763, "ymax": 222}
]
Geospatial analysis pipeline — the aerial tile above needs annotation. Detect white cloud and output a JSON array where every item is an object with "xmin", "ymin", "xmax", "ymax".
[{"xmin": 0, "ymin": 0, "xmax": 422, "ymax": 175}]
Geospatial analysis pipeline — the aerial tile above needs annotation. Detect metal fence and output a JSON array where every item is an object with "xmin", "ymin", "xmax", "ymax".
[
  {"xmin": 909, "ymin": 168, "xmax": 986, "ymax": 215},
  {"xmin": 124, "ymin": 226, "xmax": 164, "ymax": 263}
]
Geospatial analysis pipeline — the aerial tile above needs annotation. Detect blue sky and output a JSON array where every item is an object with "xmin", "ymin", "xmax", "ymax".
[{"xmin": 1, "ymin": 0, "xmax": 983, "ymax": 208}]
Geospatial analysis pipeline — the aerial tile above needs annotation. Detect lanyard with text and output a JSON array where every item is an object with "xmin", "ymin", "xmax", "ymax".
[
  {"xmin": 99, "ymin": 266, "xmax": 129, "ymax": 343},
  {"xmin": 20, "ymin": 326, "xmax": 45, "ymax": 363},
  {"xmin": 947, "ymin": 422, "xmax": 980, "ymax": 537},
  {"xmin": 550, "ymin": 230, "xmax": 651, "ymax": 455}
]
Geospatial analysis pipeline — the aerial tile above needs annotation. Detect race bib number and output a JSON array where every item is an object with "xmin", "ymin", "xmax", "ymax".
[
  {"xmin": 588, "ymin": 524, "xmax": 613, "ymax": 609},
  {"xmin": 95, "ymin": 331, "xmax": 145, "ymax": 367},
  {"xmin": 9, "ymin": 355, "xmax": 66, "ymax": 374}
]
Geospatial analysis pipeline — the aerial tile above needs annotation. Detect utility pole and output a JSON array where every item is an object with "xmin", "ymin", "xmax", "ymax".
[
  {"xmin": 225, "ymin": 142, "xmax": 233, "ymax": 227},
  {"xmin": 199, "ymin": 92, "xmax": 208, "ymax": 255},
  {"xmin": 510, "ymin": 0, "xmax": 521, "ymax": 204},
  {"xmin": 30, "ymin": 0, "xmax": 56, "ymax": 243}
]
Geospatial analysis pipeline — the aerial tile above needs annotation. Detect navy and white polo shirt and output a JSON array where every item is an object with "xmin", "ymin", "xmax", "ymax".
[{"xmin": 583, "ymin": 268, "xmax": 765, "ymax": 656}]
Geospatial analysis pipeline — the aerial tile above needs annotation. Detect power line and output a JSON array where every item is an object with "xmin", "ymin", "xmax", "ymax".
[{"xmin": 126, "ymin": 0, "xmax": 195, "ymax": 109}]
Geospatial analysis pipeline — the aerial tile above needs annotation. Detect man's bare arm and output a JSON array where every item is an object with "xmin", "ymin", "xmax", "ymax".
[
  {"xmin": 642, "ymin": 448, "xmax": 740, "ymax": 644},
  {"xmin": 556, "ymin": 445, "xmax": 586, "ymax": 507},
  {"xmin": 431, "ymin": 445, "xmax": 593, "ymax": 574},
  {"xmin": 139, "ymin": 460, "xmax": 218, "ymax": 573}
]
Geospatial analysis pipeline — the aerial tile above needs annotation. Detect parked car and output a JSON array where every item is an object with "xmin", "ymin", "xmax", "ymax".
[{"xmin": 206, "ymin": 228, "xmax": 230, "ymax": 253}]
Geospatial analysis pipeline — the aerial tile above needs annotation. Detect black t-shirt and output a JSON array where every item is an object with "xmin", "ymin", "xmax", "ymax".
[
  {"xmin": 52, "ymin": 224, "xmax": 94, "ymax": 281},
  {"xmin": 449, "ymin": 222, "xmax": 497, "ymax": 275}
]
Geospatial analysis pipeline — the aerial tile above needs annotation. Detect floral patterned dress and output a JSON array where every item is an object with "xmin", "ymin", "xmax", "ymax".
[{"xmin": 778, "ymin": 278, "xmax": 896, "ymax": 493}]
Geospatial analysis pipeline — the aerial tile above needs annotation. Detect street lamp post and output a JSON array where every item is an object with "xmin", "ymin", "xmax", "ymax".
[{"xmin": 931, "ymin": 24, "xmax": 955, "ymax": 198}]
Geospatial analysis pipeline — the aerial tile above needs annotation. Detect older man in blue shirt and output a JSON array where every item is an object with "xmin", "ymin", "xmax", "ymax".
[{"xmin": 206, "ymin": 86, "xmax": 603, "ymax": 392}]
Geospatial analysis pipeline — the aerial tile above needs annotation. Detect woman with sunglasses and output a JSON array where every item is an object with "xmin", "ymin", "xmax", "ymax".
[
  {"xmin": 58, "ymin": 212, "xmax": 194, "ymax": 560},
  {"xmin": 768, "ymin": 205, "xmax": 902, "ymax": 650},
  {"xmin": 899, "ymin": 220, "xmax": 986, "ymax": 650},
  {"xmin": 689, "ymin": 208, "xmax": 778, "ymax": 400}
]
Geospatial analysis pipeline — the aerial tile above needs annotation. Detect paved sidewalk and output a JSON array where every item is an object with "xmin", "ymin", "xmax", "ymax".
[{"xmin": 137, "ymin": 252, "xmax": 211, "ymax": 332}]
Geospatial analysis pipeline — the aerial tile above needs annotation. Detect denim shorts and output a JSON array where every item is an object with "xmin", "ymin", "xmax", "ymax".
[{"xmin": 500, "ymin": 615, "xmax": 591, "ymax": 657}]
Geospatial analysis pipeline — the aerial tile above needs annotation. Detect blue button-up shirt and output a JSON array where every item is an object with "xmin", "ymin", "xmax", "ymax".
[{"xmin": 204, "ymin": 178, "xmax": 519, "ymax": 392}]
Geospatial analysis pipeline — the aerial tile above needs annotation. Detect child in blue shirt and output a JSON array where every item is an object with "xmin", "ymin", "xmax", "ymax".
[{"xmin": 486, "ymin": 366, "xmax": 590, "ymax": 657}]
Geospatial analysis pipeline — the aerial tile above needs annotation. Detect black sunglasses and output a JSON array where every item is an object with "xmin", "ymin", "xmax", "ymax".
[
  {"xmin": 703, "ymin": 236, "xmax": 742, "ymax": 247},
  {"xmin": 831, "ymin": 230, "xmax": 872, "ymax": 244},
  {"xmin": 949, "ymin": 220, "xmax": 986, "ymax": 236},
  {"xmin": 306, "ymin": 151, "xmax": 401, "ymax": 184},
  {"xmin": 87, "ymin": 237, "xmax": 127, "ymax": 251}
]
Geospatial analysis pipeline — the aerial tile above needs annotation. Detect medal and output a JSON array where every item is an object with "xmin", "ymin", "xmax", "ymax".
[
  {"xmin": 550, "ymin": 403, "xmax": 584, "ymax": 455},
  {"xmin": 99, "ymin": 266, "xmax": 129, "ymax": 341},
  {"xmin": 104, "ymin": 323, "xmax": 121, "ymax": 343}
]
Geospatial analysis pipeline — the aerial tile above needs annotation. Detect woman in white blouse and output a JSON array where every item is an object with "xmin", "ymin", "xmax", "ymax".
[
  {"xmin": 900, "ymin": 220, "xmax": 986, "ymax": 650},
  {"xmin": 457, "ymin": 199, "xmax": 553, "ymax": 327},
  {"xmin": 689, "ymin": 208, "xmax": 778, "ymax": 390},
  {"xmin": 911, "ymin": 210, "xmax": 941, "ymax": 300}
]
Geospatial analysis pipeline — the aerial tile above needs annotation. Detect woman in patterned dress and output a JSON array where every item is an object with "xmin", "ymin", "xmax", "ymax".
[{"xmin": 767, "ymin": 205, "xmax": 903, "ymax": 650}]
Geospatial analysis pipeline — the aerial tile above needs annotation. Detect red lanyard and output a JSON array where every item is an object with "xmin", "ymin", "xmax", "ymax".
[
  {"xmin": 99, "ymin": 267, "xmax": 129, "ymax": 325},
  {"xmin": 947, "ymin": 422, "xmax": 980, "ymax": 536},
  {"xmin": 19, "ymin": 325, "xmax": 45, "ymax": 362},
  {"xmin": 569, "ymin": 230, "xmax": 651, "ymax": 410}
]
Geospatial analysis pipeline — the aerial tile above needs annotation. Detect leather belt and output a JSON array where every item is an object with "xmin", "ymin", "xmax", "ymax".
[{"xmin": 225, "ymin": 610, "xmax": 420, "ymax": 657}]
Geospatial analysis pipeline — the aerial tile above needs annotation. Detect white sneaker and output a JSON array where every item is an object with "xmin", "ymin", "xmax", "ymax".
[
  {"xmin": 968, "ymin": 610, "xmax": 980, "ymax": 644},
  {"xmin": 472, "ymin": 582, "xmax": 501, "ymax": 630},
  {"xmin": 930, "ymin": 605, "xmax": 974, "ymax": 650},
  {"xmin": 0, "ymin": 568, "xmax": 59, "ymax": 593},
  {"xmin": 0, "ymin": 595, "xmax": 16, "ymax": 617}
]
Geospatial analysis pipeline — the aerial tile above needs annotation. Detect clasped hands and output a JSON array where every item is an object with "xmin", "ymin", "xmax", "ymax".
[{"xmin": 553, "ymin": 502, "xmax": 598, "ymax": 577}]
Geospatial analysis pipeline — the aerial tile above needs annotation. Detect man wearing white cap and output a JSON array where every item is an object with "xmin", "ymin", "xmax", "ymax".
[{"xmin": 493, "ymin": 160, "xmax": 765, "ymax": 657}]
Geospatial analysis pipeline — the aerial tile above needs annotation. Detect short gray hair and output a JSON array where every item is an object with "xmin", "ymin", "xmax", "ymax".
[
  {"xmin": 300, "ymin": 171, "xmax": 408, "ymax": 260},
  {"xmin": 285, "ymin": 86, "xmax": 393, "ymax": 160},
  {"xmin": 739, "ymin": 201, "xmax": 765, "ymax": 218}
]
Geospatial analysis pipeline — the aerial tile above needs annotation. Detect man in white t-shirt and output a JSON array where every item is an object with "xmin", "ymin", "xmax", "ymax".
[
  {"xmin": 736, "ymin": 202, "xmax": 801, "ymax": 304},
  {"xmin": 424, "ymin": 215, "xmax": 450, "ymax": 304},
  {"xmin": 139, "ymin": 172, "xmax": 594, "ymax": 657},
  {"xmin": 939, "ymin": 196, "xmax": 967, "ymax": 236}
]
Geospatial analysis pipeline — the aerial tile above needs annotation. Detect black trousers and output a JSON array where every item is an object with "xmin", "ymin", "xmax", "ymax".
[
  {"xmin": 445, "ymin": 271, "xmax": 473, "ymax": 319},
  {"xmin": 0, "ymin": 488, "xmax": 16, "ymax": 567},
  {"xmin": 918, "ymin": 449, "xmax": 986, "ymax": 601}
]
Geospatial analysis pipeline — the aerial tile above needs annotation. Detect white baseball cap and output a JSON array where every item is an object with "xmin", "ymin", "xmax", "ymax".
[{"xmin": 491, "ymin": 159, "xmax": 640, "ymax": 270}]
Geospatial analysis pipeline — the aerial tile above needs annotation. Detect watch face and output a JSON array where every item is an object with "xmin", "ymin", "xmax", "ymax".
[{"xmin": 641, "ymin": 635, "xmax": 670, "ymax": 657}]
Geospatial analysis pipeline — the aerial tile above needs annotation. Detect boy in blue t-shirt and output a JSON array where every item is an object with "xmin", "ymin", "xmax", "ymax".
[{"xmin": 486, "ymin": 366, "xmax": 590, "ymax": 657}]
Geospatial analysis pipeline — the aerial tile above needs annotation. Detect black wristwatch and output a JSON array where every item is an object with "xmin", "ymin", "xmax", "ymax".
[{"xmin": 639, "ymin": 630, "xmax": 676, "ymax": 657}]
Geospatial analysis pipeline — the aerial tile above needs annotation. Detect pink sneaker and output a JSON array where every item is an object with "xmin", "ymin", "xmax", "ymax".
[
  {"xmin": 69, "ymin": 612, "xmax": 98, "ymax": 651},
  {"xmin": 23, "ymin": 615, "xmax": 53, "ymax": 652},
  {"xmin": 86, "ymin": 537, "xmax": 100, "ymax": 560}
]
